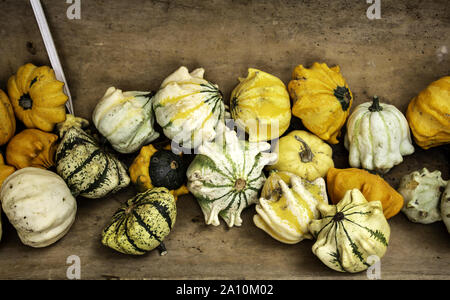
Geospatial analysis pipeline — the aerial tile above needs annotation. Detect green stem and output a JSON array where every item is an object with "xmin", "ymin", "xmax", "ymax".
[
  {"xmin": 294, "ymin": 135, "xmax": 314, "ymax": 163},
  {"xmin": 368, "ymin": 96, "xmax": 383, "ymax": 112}
]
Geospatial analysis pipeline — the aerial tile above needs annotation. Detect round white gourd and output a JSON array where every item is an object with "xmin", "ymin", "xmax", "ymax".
[{"xmin": 0, "ymin": 167, "xmax": 77, "ymax": 247}]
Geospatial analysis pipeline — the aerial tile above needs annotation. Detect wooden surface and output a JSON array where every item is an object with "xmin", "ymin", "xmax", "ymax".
[{"xmin": 0, "ymin": 0, "xmax": 449, "ymax": 280}]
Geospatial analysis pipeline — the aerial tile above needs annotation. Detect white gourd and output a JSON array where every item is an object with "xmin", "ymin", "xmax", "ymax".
[{"xmin": 440, "ymin": 182, "xmax": 450, "ymax": 233}]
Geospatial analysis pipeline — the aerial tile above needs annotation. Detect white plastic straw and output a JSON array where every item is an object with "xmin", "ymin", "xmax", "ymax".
[{"xmin": 29, "ymin": 0, "xmax": 74, "ymax": 115}]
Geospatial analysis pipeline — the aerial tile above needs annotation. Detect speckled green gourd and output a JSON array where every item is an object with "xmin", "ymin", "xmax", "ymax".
[
  {"xmin": 101, "ymin": 187, "xmax": 176, "ymax": 255},
  {"xmin": 441, "ymin": 182, "xmax": 450, "ymax": 234}
]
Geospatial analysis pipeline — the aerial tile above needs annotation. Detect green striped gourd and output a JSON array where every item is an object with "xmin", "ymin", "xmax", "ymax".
[
  {"xmin": 309, "ymin": 189, "xmax": 390, "ymax": 273},
  {"xmin": 101, "ymin": 187, "xmax": 176, "ymax": 255},
  {"xmin": 186, "ymin": 126, "xmax": 278, "ymax": 227},
  {"xmin": 55, "ymin": 115, "xmax": 130, "ymax": 199},
  {"xmin": 152, "ymin": 66, "xmax": 226, "ymax": 149}
]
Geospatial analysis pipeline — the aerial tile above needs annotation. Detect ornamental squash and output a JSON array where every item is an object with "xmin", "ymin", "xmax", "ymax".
[
  {"xmin": 186, "ymin": 126, "xmax": 278, "ymax": 227},
  {"xmin": 0, "ymin": 89, "xmax": 16, "ymax": 146},
  {"xmin": 5, "ymin": 129, "xmax": 58, "ymax": 170},
  {"xmin": 398, "ymin": 168, "xmax": 448, "ymax": 224},
  {"xmin": 406, "ymin": 76, "xmax": 450, "ymax": 149},
  {"xmin": 441, "ymin": 182, "xmax": 450, "ymax": 233},
  {"xmin": 266, "ymin": 130, "xmax": 334, "ymax": 181},
  {"xmin": 55, "ymin": 114, "xmax": 130, "ymax": 199},
  {"xmin": 153, "ymin": 66, "xmax": 226, "ymax": 149},
  {"xmin": 230, "ymin": 68, "xmax": 291, "ymax": 142},
  {"xmin": 253, "ymin": 171, "xmax": 328, "ymax": 244},
  {"xmin": 326, "ymin": 167, "xmax": 403, "ymax": 219},
  {"xmin": 129, "ymin": 144, "xmax": 189, "ymax": 200},
  {"xmin": 288, "ymin": 62, "xmax": 353, "ymax": 144},
  {"xmin": 0, "ymin": 167, "xmax": 76, "ymax": 248},
  {"xmin": 92, "ymin": 87, "xmax": 160, "ymax": 154},
  {"xmin": 345, "ymin": 96, "xmax": 415, "ymax": 174},
  {"xmin": 102, "ymin": 187, "xmax": 176, "ymax": 255},
  {"xmin": 7, "ymin": 63, "xmax": 67, "ymax": 132},
  {"xmin": 0, "ymin": 152, "xmax": 15, "ymax": 189},
  {"xmin": 309, "ymin": 189, "xmax": 390, "ymax": 273}
]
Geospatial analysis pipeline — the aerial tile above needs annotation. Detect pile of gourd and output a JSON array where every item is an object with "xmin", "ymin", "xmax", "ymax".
[{"xmin": 0, "ymin": 62, "xmax": 449, "ymax": 274}]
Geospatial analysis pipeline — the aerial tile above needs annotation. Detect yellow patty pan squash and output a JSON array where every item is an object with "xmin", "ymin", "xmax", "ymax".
[
  {"xmin": 326, "ymin": 167, "xmax": 403, "ymax": 219},
  {"xmin": 309, "ymin": 189, "xmax": 390, "ymax": 273},
  {"xmin": 406, "ymin": 76, "xmax": 450, "ymax": 149},
  {"xmin": 254, "ymin": 171, "xmax": 328, "ymax": 244},
  {"xmin": 0, "ymin": 152, "xmax": 15, "ymax": 189},
  {"xmin": 267, "ymin": 130, "xmax": 334, "ymax": 181},
  {"xmin": 0, "ymin": 89, "xmax": 16, "ymax": 146},
  {"xmin": 230, "ymin": 68, "xmax": 291, "ymax": 142},
  {"xmin": 288, "ymin": 62, "xmax": 353, "ymax": 144},
  {"xmin": 7, "ymin": 63, "xmax": 68, "ymax": 132}
]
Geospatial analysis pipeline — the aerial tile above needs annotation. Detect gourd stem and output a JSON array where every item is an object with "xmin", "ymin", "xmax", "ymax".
[
  {"xmin": 234, "ymin": 178, "xmax": 247, "ymax": 191},
  {"xmin": 368, "ymin": 96, "xmax": 383, "ymax": 112},
  {"xmin": 157, "ymin": 243, "xmax": 168, "ymax": 256},
  {"xmin": 18, "ymin": 94, "xmax": 33, "ymax": 110},
  {"xmin": 294, "ymin": 136, "xmax": 314, "ymax": 163}
]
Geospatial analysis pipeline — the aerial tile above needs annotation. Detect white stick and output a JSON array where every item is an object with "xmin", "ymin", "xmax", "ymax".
[{"xmin": 29, "ymin": 0, "xmax": 74, "ymax": 115}]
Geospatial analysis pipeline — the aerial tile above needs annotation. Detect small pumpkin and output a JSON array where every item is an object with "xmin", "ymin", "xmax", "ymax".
[
  {"xmin": 230, "ymin": 68, "xmax": 291, "ymax": 142},
  {"xmin": 7, "ymin": 63, "xmax": 67, "ymax": 132},
  {"xmin": 0, "ymin": 152, "xmax": 15, "ymax": 189},
  {"xmin": 0, "ymin": 167, "xmax": 77, "ymax": 248},
  {"xmin": 129, "ymin": 144, "xmax": 189, "ymax": 200},
  {"xmin": 398, "ymin": 168, "xmax": 448, "ymax": 224},
  {"xmin": 309, "ymin": 189, "xmax": 390, "ymax": 273},
  {"xmin": 0, "ymin": 89, "xmax": 16, "ymax": 146},
  {"xmin": 55, "ymin": 114, "xmax": 130, "ymax": 199},
  {"xmin": 153, "ymin": 66, "xmax": 226, "ymax": 149},
  {"xmin": 440, "ymin": 182, "xmax": 450, "ymax": 234},
  {"xmin": 288, "ymin": 62, "xmax": 353, "ymax": 144},
  {"xmin": 267, "ymin": 130, "xmax": 334, "ymax": 181},
  {"xmin": 253, "ymin": 171, "xmax": 328, "ymax": 244},
  {"xmin": 101, "ymin": 187, "xmax": 176, "ymax": 255},
  {"xmin": 326, "ymin": 167, "xmax": 404, "ymax": 219},
  {"xmin": 6, "ymin": 129, "xmax": 58, "ymax": 170},
  {"xmin": 186, "ymin": 126, "xmax": 278, "ymax": 227},
  {"xmin": 92, "ymin": 87, "xmax": 160, "ymax": 154},
  {"xmin": 406, "ymin": 76, "xmax": 450, "ymax": 149},
  {"xmin": 345, "ymin": 96, "xmax": 415, "ymax": 174}
]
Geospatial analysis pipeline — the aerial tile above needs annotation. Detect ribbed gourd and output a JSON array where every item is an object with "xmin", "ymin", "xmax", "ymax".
[
  {"xmin": 101, "ymin": 187, "xmax": 176, "ymax": 255},
  {"xmin": 92, "ymin": 87, "xmax": 160, "ymax": 154},
  {"xmin": 55, "ymin": 114, "xmax": 130, "ymax": 199},
  {"xmin": 397, "ymin": 168, "xmax": 448, "ymax": 224},
  {"xmin": 309, "ymin": 189, "xmax": 390, "ymax": 273},
  {"xmin": 230, "ymin": 68, "xmax": 291, "ymax": 142},
  {"xmin": 288, "ymin": 62, "xmax": 353, "ymax": 144},
  {"xmin": 186, "ymin": 126, "xmax": 278, "ymax": 227},
  {"xmin": 153, "ymin": 66, "xmax": 226, "ymax": 149},
  {"xmin": 7, "ymin": 63, "xmax": 67, "ymax": 132},
  {"xmin": 0, "ymin": 89, "xmax": 16, "ymax": 146},
  {"xmin": 441, "ymin": 182, "xmax": 450, "ymax": 233},
  {"xmin": 253, "ymin": 171, "xmax": 328, "ymax": 244},
  {"xmin": 345, "ymin": 96, "xmax": 415, "ymax": 174}
]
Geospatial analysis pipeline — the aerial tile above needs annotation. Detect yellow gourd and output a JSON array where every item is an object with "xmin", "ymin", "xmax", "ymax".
[
  {"xmin": 406, "ymin": 76, "xmax": 450, "ymax": 149},
  {"xmin": 288, "ymin": 62, "xmax": 353, "ymax": 144},
  {"xmin": 0, "ymin": 152, "xmax": 15, "ymax": 189},
  {"xmin": 7, "ymin": 63, "xmax": 67, "ymax": 132},
  {"xmin": 0, "ymin": 89, "xmax": 16, "ymax": 146}
]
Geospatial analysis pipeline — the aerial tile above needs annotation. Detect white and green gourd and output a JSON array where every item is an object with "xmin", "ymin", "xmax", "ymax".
[
  {"xmin": 344, "ymin": 96, "xmax": 415, "ymax": 173},
  {"xmin": 309, "ymin": 189, "xmax": 390, "ymax": 273},
  {"xmin": 186, "ymin": 126, "xmax": 278, "ymax": 227},
  {"xmin": 440, "ymin": 182, "xmax": 450, "ymax": 233},
  {"xmin": 152, "ymin": 66, "xmax": 226, "ymax": 149},
  {"xmin": 92, "ymin": 87, "xmax": 160, "ymax": 154},
  {"xmin": 398, "ymin": 168, "xmax": 448, "ymax": 224}
]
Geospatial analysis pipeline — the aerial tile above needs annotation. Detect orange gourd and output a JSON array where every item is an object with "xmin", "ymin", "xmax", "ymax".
[{"xmin": 0, "ymin": 89, "xmax": 16, "ymax": 146}]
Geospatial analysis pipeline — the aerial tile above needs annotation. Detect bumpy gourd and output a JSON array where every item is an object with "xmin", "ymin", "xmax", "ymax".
[
  {"xmin": 0, "ymin": 152, "xmax": 15, "ymax": 189},
  {"xmin": 398, "ymin": 168, "xmax": 448, "ymax": 224},
  {"xmin": 153, "ymin": 66, "xmax": 226, "ymax": 149},
  {"xmin": 55, "ymin": 114, "xmax": 130, "ymax": 199},
  {"xmin": 406, "ymin": 76, "xmax": 450, "ymax": 149},
  {"xmin": 253, "ymin": 171, "xmax": 328, "ymax": 244},
  {"xmin": 288, "ymin": 62, "xmax": 353, "ymax": 144},
  {"xmin": 6, "ymin": 129, "xmax": 58, "ymax": 170},
  {"xmin": 129, "ymin": 144, "xmax": 189, "ymax": 200},
  {"xmin": 441, "ymin": 182, "xmax": 450, "ymax": 233},
  {"xmin": 230, "ymin": 68, "xmax": 291, "ymax": 142},
  {"xmin": 92, "ymin": 87, "xmax": 160, "ymax": 154},
  {"xmin": 327, "ymin": 167, "xmax": 404, "ymax": 219},
  {"xmin": 0, "ymin": 167, "xmax": 76, "ymax": 247},
  {"xmin": 102, "ymin": 187, "xmax": 176, "ymax": 255},
  {"xmin": 267, "ymin": 130, "xmax": 334, "ymax": 181},
  {"xmin": 187, "ymin": 126, "xmax": 278, "ymax": 227},
  {"xmin": 309, "ymin": 189, "xmax": 390, "ymax": 273},
  {"xmin": 7, "ymin": 63, "xmax": 67, "ymax": 132},
  {"xmin": 345, "ymin": 96, "xmax": 415, "ymax": 174},
  {"xmin": 0, "ymin": 89, "xmax": 16, "ymax": 146}
]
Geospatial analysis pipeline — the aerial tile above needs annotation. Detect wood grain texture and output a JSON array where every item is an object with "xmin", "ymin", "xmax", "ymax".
[{"xmin": 0, "ymin": 0, "xmax": 449, "ymax": 280}]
